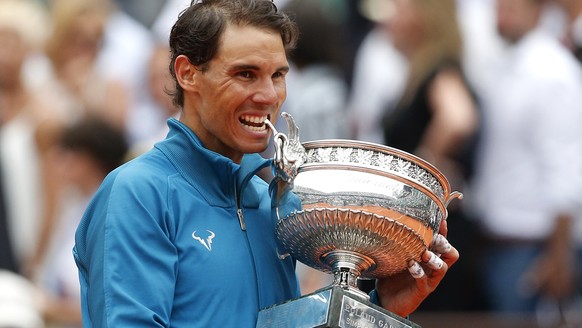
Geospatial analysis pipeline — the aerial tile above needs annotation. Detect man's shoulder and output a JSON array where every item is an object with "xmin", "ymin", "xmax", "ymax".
[
  {"xmin": 98, "ymin": 150, "xmax": 179, "ymax": 197},
  {"xmin": 118, "ymin": 149, "xmax": 177, "ymax": 178},
  {"xmin": 78, "ymin": 151, "xmax": 176, "ymax": 236}
]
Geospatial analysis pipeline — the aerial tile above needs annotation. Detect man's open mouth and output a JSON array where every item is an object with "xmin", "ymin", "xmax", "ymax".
[{"xmin": 240, "ymin": 114, "xmax": 270, "ymax": 132}]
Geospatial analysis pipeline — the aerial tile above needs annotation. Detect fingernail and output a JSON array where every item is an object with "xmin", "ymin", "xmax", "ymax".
[
  {"xmin": 426, "ymin": 251, "xmax": 444, "ymax": 270},
  {"xmin": 408, "ymin": 260, "xmax": 425, "ymax": 279}
]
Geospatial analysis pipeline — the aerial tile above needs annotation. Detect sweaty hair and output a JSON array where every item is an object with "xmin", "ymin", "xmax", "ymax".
[{"xmin": 168, "ymin": 0, "xmax": 299, "ymax": 108}]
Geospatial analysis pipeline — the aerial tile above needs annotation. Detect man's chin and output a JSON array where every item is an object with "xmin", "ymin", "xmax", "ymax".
[{"xmin": 242, "ymin": 142, "xmax": 271, "ymax": 156}]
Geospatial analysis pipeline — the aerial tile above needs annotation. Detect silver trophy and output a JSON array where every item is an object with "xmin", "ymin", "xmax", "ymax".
[{"xmin": 257, "ymin": 113, "xmax": 462, "ymax": 328}]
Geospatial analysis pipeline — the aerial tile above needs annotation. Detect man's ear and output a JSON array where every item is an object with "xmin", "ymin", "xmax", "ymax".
[{"xmin": 174, "ymin": 55, "xmax": 198, "ymax": 91}]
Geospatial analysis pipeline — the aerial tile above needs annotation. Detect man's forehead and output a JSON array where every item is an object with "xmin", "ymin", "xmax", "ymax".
[
  {"xmin": 220, "ymin": 23, "xmax": 283, "ymax": 47},
  {"xmin": 214, "ymin": 24, "xmax": 287, "ymax": 65}
]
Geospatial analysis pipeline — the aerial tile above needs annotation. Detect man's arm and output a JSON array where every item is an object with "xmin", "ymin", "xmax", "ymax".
[{"xmin": 79, "ymin": 173, "xmax": 177, "ymax": 326}]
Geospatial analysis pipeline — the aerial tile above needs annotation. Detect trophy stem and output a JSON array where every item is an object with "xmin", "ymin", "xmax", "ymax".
[
  {"xmin": 323, "ymin": 250, "xmax": 376, "ymax": 299},
  {"xmin": 332, "ymin": 268, "xmax": 359, "ymax": 289}
]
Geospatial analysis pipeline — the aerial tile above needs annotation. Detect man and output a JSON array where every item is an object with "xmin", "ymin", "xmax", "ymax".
[
  {"xmin": 73, "ymin": 0, "xmax": 458, "ymax": 326},
  {"xmin": 471, "ymin": 0, "xmax": 582, "ymax": 317}
]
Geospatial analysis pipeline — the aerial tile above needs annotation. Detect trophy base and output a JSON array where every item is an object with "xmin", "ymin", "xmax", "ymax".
[{"xmin": 256, "ymin": 285, "xmax": 421, "ymax": 328}]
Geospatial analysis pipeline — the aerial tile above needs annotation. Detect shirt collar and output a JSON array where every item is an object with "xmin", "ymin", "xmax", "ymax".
[{"xmin": 155, "ymin": 118, "xmax": 273, "ymax": 208}]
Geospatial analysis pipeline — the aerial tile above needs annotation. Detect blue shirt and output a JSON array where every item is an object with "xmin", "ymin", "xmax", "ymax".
[{"xmin": 74, "ymin": 119, "xmax": 301, "ymax": 327}]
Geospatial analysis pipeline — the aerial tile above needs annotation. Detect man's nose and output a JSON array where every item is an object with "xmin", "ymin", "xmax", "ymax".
[{"xmin": 252, "ymin": 79, "xmax": 279, "ymax": 104}]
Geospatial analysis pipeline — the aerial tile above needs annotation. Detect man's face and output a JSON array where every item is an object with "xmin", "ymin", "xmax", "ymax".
[
  {"xmin": 496, "ymin": 0, "xmax": 540, "ymax": 44},
  {"xmin": 386, "ymin": 0, "xmax": 425, "ymax": 57},
  {"xmin": 184, "ymin": 24, "xmax": 289, "ymax": 163}
]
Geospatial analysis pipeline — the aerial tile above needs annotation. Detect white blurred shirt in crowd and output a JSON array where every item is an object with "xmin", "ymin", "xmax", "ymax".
[{"xmin": 471, "ymin": 28, "xmax": 582, "ymax": 243}]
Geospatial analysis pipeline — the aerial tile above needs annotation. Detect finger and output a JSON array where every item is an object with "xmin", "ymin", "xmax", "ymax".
[
  {"xmin": 438, "ymin": 219, "xmax": 448, "ymax": 237},
  {"xmin": 408, "ymin": 260, "xmax": 425, "ymax": 279},
  {"xmin": 438, "ymin": 243, "xmax": 459, "ymax": 268},
  {"xmin": 424, "ymin": 251, "xmax": 445, "ymax": 271},
  {"xmin": 421, "ymin": 251, "xmax": 448, "ymax": 291},
  {"xmin": 432, "ymin": 234, "xmax": 452, "ymax": 254}
]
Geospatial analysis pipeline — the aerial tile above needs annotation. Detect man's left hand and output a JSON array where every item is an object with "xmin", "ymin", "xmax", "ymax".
[{"xmin": 375, "ymin": 220, "xmax": 459, "ymax": 317}]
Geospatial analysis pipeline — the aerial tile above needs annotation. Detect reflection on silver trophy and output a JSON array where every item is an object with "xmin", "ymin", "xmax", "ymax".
[{"xmin": 257, "ymin": 113, "xmax": 462, "ymax": 328}]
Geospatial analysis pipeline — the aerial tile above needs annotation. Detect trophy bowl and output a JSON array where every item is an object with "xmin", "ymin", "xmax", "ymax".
[{"xmin": 270, "ymin": 114, "xmax": 462, "ymax": 282}]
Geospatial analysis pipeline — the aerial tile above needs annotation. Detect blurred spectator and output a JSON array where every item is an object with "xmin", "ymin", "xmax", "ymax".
[
  {"xmin": 37, "ymin": 117, "xmax": 128, "ymax": 327},
  {"xmin": 95, "ymin": 0, "xmax": 157, "ymax": 146},
  {"xmin": 469, "ymin": 0, "xmax": 582, "ymax": 323},
  {"xmin": 456, "ymin": 0, "xmax": 506, "ymax": 95},
  {"xmin": 38, "ymin": 0, "xmax": 129, "ymax": 129},
  {"xmin": 349, "ymin": 0, "xmax": 500, "ymax": 144},
  {"xmin": 379, "ymin": 0, "xmax": 482, "ymax": 311},
  {"xmin": 381, "ymin": 0, "xmax": 478, "ymax": 171},
  {"xmin": 348, "ymin": 0, "xmax": 408, "ymax": 143},
  {"xmin": 28, "ymin": 0, "xmax": 135, "ymax": 275},
  {"xmin": 0, "ymin": 0, "xmax": 51, "ymax": 274},
  {"xmin": 281, "ymin": 0, "xmax": 350, "ymax": 141}
]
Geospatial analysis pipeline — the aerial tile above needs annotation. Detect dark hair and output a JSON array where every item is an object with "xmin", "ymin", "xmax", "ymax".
[
  {"xmin": 168, "ymin": 0, "xmax": 299, "ymax": 108},
  {"xmin": 59, "ymin": 117, "xmax": 129, "ymax": 174}
]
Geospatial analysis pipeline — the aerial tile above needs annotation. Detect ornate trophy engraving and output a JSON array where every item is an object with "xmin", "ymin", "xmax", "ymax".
[{"xmin": 257, "ymin": 113, "xmax": 462, "ymax": 328}]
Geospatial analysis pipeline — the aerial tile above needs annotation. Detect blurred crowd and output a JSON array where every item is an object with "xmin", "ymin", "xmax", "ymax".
[{"xmin": 0, "ymin": 0, "xmax": 581, "ymax": 327}]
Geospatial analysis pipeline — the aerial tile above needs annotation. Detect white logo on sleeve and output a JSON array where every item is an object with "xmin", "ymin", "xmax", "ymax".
[{"xmin": 192, "ymin": 230, "xmax": 215, "ymax": 251}]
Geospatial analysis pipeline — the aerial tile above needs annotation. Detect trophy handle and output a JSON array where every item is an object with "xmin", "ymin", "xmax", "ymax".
[
  {"xmin": 442, "ymin": 191, "xmax": 463, "ymax": 221},
  {"xmin": 445, "ymin": 191, "xmax": 463, "ymax": 207},
  {"xmin": 266, "ymin": 113, "xmax": 307, "ymax": 216},
  {"xmin": 265, "ymin": 112, "xmax": 307, "ymax": 184}
]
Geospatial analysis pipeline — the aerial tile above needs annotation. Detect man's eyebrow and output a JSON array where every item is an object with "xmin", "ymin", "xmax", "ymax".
[
  {"xmin": 277, "ymin": 66, "xmax": 290, "ymax": 73},
  {"xmin": 230, "ymin": 64, "xmax": 290, "ymax": 73}
]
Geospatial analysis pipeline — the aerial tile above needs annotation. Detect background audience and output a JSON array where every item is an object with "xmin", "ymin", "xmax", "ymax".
[
  {"xmin": 1, "ymin": 0, "xmax": 581, "ymax": 326},
  {"xmin": 468, "ymin": 0, "xmax": 582, "ymax": 326}
]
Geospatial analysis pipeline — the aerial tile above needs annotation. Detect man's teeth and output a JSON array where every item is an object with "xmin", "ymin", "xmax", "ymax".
[
  {"xmin": 241, "ymin": 115, "xmax": 268, "ymax": 124},
  {"xmin": 240, "ymin": 115, "xmax": 268, "ymax": 131},
  {"xmin": 246, "ymin": 125, "xmax": 266, "ymax": 132}
]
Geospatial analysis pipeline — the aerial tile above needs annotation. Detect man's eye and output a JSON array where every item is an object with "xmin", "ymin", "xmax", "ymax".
[{"xmin": 238, "ymin": 71, "xmax": 254, "ymax": 79}]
